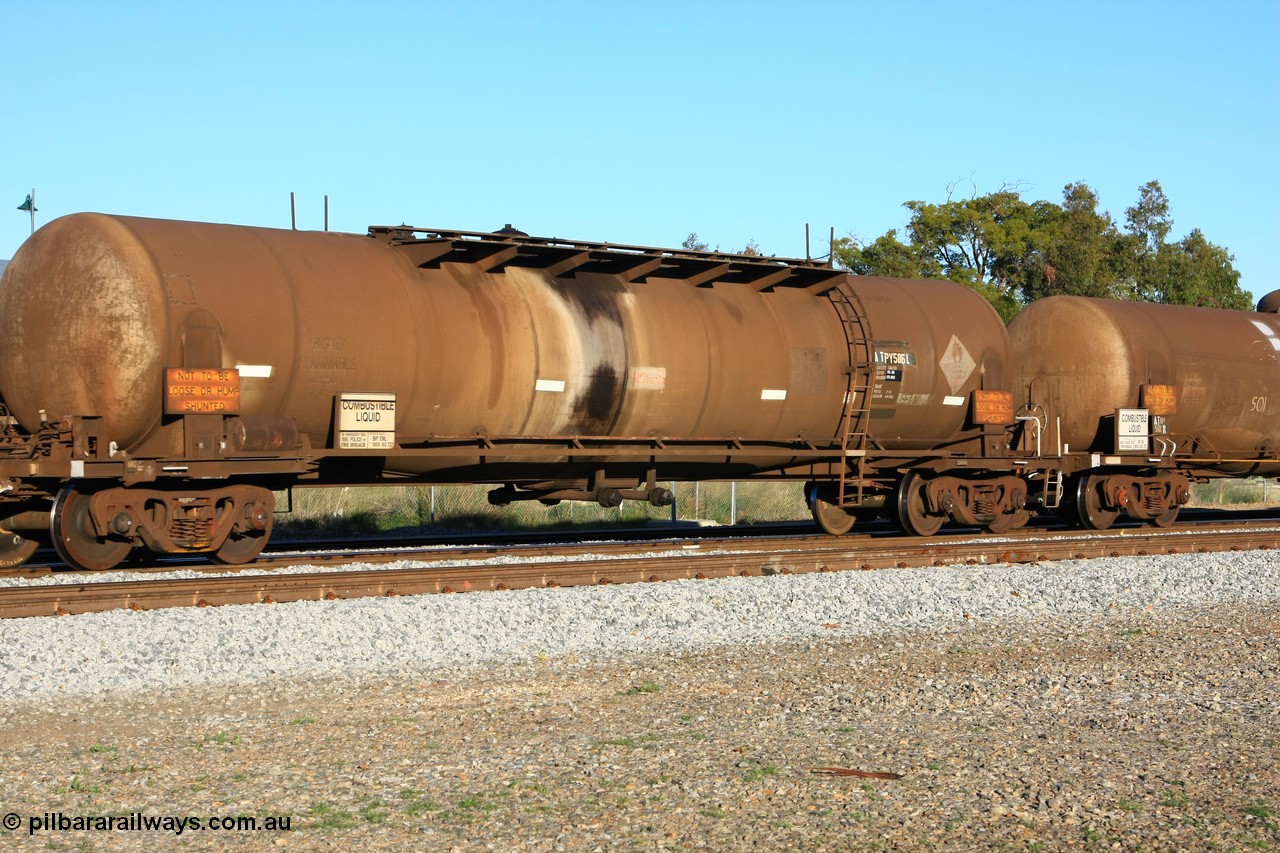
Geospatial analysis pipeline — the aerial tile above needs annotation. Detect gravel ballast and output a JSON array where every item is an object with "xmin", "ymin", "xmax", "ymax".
[
  {"xmin": 1, "ymin": 550, "xmax": 1277, "ymax": 699},
  {"xmin": 0, "ymin": 551, "xmax": 1276, "ymax": 851}
]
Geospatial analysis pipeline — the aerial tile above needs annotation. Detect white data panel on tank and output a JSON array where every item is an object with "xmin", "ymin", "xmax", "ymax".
[
  {"xmin": 337, "ymin": 392, "xmax": 397, "ymax": 450},
  {"xmin": 1115, "ymin": 408, "xmax": 1150, "ymax": 453}
]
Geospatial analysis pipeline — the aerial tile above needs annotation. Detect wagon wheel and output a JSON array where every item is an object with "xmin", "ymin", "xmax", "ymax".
[
  {"xmin": 51, "ymin": 485, "xmax": 133, "ymax": 571},
  {"xmin": 0, "ymin": 529, "xmax": 38, "ymax": 568},
  {"xmin": 894, "ymin": 471, "xmax": 944, "ymax": 537},
  {"xmin": 1074, "ymin": 475, "xmax": 1118, "ymax": 531},
  {"xmin": 984, "ymin": 508, "xmax": 1031, "ymax": 535},
  {"xmin": 807, "ymin": 484, "xmax": 857, "ymax": 536},
  {"xmin": 1150, "ymin": 505, "xmax": 1180, "ymax": 528},
  {"xmin": 211, "ymin": 530, "xmax": 270, "ymax": 565},
  {"xmin": 210, "ymin": 505, "xmax": 273, "ymax": 565}
]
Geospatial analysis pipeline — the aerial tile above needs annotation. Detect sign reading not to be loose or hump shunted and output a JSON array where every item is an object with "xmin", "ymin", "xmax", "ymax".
[
  {"xmin": 336, "ymin": 392, "xmax": 396, "ymax": 450},
  {"xmin": 165, "ymin": 368, "xmax": 241, "ymax": 414}
]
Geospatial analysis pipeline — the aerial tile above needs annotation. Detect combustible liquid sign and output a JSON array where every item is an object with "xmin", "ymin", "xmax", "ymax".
[
  {"xmin": 337, "ymin": 392, "xmax": 397, "ymax": 449},
  {"xmin": 165, "ymin": 368, "xmax": 241, "ymax": 414},
  {"xmin": 1115, "ymin": 408, "xmax": 1150, "ymax": 452}
]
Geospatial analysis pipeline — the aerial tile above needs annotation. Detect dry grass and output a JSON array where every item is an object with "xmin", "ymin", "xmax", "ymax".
[
  {"xmin": 1189, "ymin": 477, "xmax": 1280, "ymax": 507},
  {"xmin": 273, "ymin": 481, "xmax": 811, "ymax": 536},
  {"xmin": 273, "ymin": 476, "xmax": 1280, "ymax": 537}
]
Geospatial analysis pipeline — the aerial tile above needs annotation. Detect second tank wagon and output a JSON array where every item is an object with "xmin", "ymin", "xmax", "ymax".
[{"xmin": 1008, "ymin": 295, "xmax": 1280, "ymax": 528}]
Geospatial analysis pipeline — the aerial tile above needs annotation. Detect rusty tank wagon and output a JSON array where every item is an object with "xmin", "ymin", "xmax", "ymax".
[
  {"xmin": 0, "ymin": 213, "xmax": 1030, "ymax": 570},
  {"xmin": 11, "ymin": 212, "xmax": 1275, "ymax": 572},
  {"xmin": 1008, "ymin": 294, "xmax": 1280, "ymax": 530}
]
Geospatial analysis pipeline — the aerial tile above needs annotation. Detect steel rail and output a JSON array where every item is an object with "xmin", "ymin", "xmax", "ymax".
[
  {"xmin": 4, "ymin": 507, "xmax": 1276, "ymax": 580},
  {"xmin": 2, "ymin": 523, "xmax": 1278, "ymax": 619}
]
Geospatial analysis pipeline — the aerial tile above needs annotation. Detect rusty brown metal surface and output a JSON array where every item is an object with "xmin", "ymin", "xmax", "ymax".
[
  {"xmin": 1008, "ymin": 296, "xmax": 1280, "ymax": 476},
  {"xmin": 0, "ymin": 215, "xmax": 1012, "ymax": 487},
  {"xmin": 840, "ymin": 276, "xmax": 1011, "ymax": 449},
  {"xmin": 0, "ymin": 215, "xmax": 418, "ymax": 453},
  {"xmin": 809, "ymin": 768, "xmax": 905, "ymax": 780}
]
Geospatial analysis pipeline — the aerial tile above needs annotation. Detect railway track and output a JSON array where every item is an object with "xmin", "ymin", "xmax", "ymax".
[
  {"xmin": 3, "ymin": 519, "xmax": 1278, "ymax": 619},
  {"xmin": 8, "ymin": 504, "xmax": 1276, "ymax": 578}
]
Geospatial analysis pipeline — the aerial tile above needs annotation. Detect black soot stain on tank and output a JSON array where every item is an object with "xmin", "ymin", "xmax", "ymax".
[
  {"xmin": 550, "ymin": 276, "xmax": 627, "ymax": 435},
  {"xmin": 576, "ymin": 364, "xmax": 622, "ymax": 434},
  {"xmin": 551, "ymin": 275, "xmax": 626, "ymax": 325}
]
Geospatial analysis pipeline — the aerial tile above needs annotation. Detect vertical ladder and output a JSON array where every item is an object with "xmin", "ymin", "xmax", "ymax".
[
  {"xmin": 827, "ymin": 285, "xmax": 875, "ymax": 506},
  {"xmin": 1042, "ymin": 468, "xmax": 1064, "ymax": 510}
]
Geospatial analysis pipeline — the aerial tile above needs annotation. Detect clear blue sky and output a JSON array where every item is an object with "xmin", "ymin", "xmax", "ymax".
[{"xmin": 5, "ymin": 1, "xmax": 1278, "ymax": 299}]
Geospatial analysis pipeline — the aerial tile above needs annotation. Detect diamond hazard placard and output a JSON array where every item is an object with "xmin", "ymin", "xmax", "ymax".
[{"xmin": 939, "ymin": 335, "xmax": 976, "ymax": 394}]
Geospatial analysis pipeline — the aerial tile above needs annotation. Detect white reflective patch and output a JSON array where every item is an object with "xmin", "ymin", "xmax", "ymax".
[
  {"xmin": 943, "ymin": 395, "xmax": 965, "ymax": 406},
  {"xmin": 1251, "ymin": 319, "xmax": 1280, "ymax": 351},
  {"xmin": 236, "ymin": 364, "xmax": 273, "ymax": 378},
  {"xmin": 760, "ymin": 389, "xmax": 787, "ymax": 401},
  {"xmin": 71, "ymin": 460, "xmax": 84, "ymax": 478},
  {"xmin": 535, "ymin": 379, "xmax": 566, "ymax": 393}
]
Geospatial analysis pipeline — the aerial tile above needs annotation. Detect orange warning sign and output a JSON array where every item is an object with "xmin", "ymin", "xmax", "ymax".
[
  {"xmin": 164, "ymin": 368, "xmax": 241, "ymax": 414},
  {"xmin": 1141, "ymin": 384, "xmax": 1178, "ymax": 416},
  {"xmin": 972, "ymin": 390, "xmax": 1015, "ymax": 425}
]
